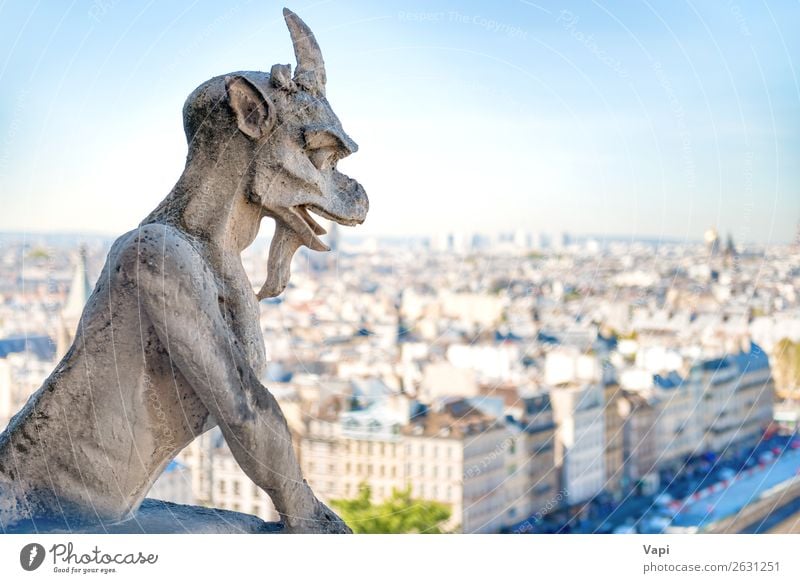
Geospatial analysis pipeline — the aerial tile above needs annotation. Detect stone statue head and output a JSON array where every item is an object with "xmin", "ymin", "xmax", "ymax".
[{"xmin": 180, "ymin": 8, "xmax": 368, "ymax": 298}]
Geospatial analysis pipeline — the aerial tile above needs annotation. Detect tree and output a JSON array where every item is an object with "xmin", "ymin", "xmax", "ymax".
[
  {"xmin": 330, "ymin": 483, "xmax": 452, "ymax": 534},
  {"xmin": 26, "ymin": 247, "xmax": 50, "ymax": 261},
  {"xmin": 773, "ymin": 338, "xmax": 800, "ymax": 400}
]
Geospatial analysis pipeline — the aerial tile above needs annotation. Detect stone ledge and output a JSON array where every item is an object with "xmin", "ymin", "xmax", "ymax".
[{"xmin": 5, "ymin": 499, "xmax": 284, "ymax": 534}]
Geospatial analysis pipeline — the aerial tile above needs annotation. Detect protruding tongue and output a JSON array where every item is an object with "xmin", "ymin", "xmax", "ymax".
[{"xmin": 257, "ymin": 222, "xmax": 304, "ymax": 300}]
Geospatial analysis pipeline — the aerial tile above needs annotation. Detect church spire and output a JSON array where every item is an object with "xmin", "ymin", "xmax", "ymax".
[
  {"xmin": 63, "ymin": 245, "xmax": 91, "ymax": 320},
  {"xmin": 56, "ymin": 245, "xmax": 93, "ymax": 359}
]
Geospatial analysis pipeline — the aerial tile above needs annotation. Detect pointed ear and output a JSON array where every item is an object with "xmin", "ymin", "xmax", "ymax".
[{"xmin": 225, "ymin": 75, "xmax": 275, "ymax": 140}]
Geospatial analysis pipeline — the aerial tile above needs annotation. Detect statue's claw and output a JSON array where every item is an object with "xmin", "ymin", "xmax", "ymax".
[{"xmin": 284, "ymin": 498, "xmax": 352, "ymax": 534}]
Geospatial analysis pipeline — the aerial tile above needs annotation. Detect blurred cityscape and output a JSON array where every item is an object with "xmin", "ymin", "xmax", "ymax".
[{"xmin": 1, "ymin": 224, "xmax": 800, "ymax": 533}]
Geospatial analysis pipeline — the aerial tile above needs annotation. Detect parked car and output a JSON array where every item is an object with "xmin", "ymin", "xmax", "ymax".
[
  {"xmin": 655, "ymin": 493, "xmax": 673, "ymax": 506},
  {"xmin": 759, "ymin": 451, "xmax": 775, "ymax": 464}
]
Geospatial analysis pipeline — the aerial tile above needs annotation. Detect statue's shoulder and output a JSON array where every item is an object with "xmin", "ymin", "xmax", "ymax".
[{"xmin": 110, "ymin": 223, "xmax": 210, "ymax": 282}]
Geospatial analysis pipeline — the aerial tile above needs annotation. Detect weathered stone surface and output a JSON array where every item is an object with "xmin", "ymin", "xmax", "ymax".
[
  {"xmin": 5, "ymin": 499, "xmax": 283, "ymax": 534},
  {"xmin": 0, "ymin": 8, "xmax": 366, "ymax": 534}
]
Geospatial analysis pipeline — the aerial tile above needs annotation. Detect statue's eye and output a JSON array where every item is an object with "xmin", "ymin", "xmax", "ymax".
[{"xmin": 309, "ymin": 146, "xmax": 336, "ymax": 170}]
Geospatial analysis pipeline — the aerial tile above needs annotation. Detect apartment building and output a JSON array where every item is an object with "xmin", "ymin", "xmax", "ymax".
[
  {"xmin": 300, "ymin": 398, "xmax": 534, "ymax": 533},
  {"xmin": 692, "ymin": 343, "xmax": 774, "ymax": 453},
  {"xmin": 550, "ymin": 381, "xmax": 606, "ymax": 505},
  {"xmin": 518, "ymin": 393, "xmax": 559, "ymax": 516},
  {"xmin": 603, "ymin": 383, "xmax": 626, "ymax": 495}
]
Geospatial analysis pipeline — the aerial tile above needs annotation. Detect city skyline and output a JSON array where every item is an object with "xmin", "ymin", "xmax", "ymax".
[
  {"xmin": 0, "ymin": 1, "xmax": 798, "ymax": 243},
  {"xmin": 2, "ymin": 231, "xmax": 799, "ymax": 534}
]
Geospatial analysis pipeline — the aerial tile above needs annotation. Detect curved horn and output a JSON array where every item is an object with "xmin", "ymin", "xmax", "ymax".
[{"xmin": 283, "ymin": 8, "xmax": 326, "ymax": 94}]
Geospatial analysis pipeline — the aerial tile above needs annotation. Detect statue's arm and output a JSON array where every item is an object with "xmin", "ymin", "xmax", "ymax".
[{"xmin": 118, "ymin": 225, "xmax": 310, "ymax": 518}]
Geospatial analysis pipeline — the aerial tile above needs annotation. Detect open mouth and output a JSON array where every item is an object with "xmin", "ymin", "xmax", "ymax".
[
  {"xmin": 285, "ymin": 205, "xmax": 329, "ymax": 252},
  {"xmin": 258, "ymin": 179, "xmax": 368, "ymax": 300},
  {"xmin": 277, "ymin": 174, "xmax": 367, "ymax": 254},
  {"xmin": 286, "ymin": 202, "xmax": 364, "ymax": 252},
  {"xmin": 296, "ymin": 205, "xmax": 327, "ymax": 236}
]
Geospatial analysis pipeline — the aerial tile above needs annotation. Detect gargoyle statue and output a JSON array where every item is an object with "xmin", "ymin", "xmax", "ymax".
[{"xmin": 0, "ymin": 8, "xmax": 367, "ymax": 533}]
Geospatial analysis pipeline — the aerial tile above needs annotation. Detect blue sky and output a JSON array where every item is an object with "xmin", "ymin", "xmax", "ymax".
[{"xmin": 0, "ymin": 0, "xmax": 797, "ymax": 243}]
